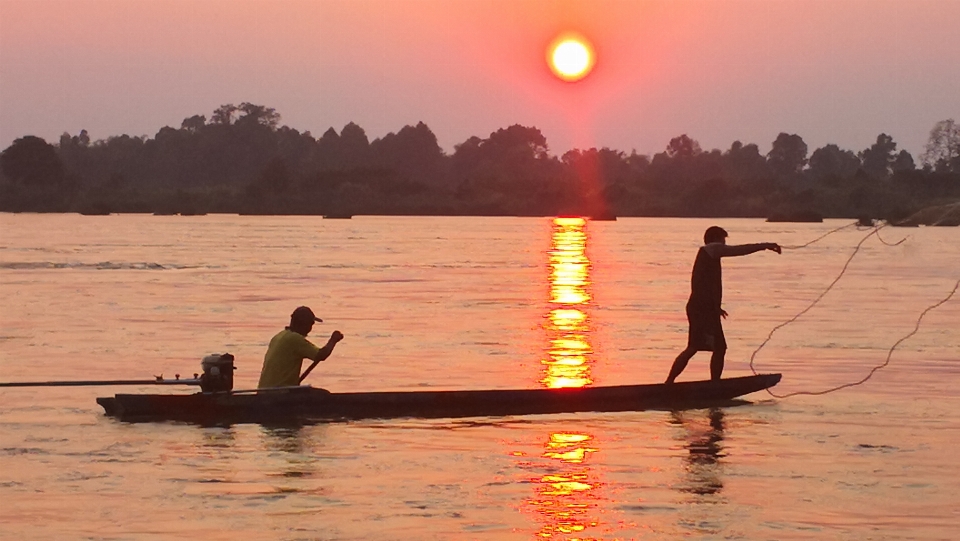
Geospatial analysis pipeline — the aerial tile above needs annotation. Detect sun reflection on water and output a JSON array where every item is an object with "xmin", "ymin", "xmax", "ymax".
[
  {"xmin": 522, "ymin": 218, "xmax": 610, "ymax": 539},
  {"xmin": 525, "ymin": 431, "xmax": 604, "ymax": 539},
  {"xmin": 542, "ymin": 217, "xmax": 593, "ymax": 389}
]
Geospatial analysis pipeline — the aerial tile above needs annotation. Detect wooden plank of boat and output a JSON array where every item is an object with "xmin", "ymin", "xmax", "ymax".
[{"xmin": 96, "ymin": 373, "xmax": 781, "ymax": 424}]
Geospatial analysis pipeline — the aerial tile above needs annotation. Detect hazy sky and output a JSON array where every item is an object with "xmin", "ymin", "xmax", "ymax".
[{"xmin": 1, "ymin": 0, "xmax": 958, "ymax": 159}]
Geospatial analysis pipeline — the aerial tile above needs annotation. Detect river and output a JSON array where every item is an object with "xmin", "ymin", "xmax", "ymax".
[{"xmin": 0, "ymin": 214, "xmax": 957, "ymax": 540}]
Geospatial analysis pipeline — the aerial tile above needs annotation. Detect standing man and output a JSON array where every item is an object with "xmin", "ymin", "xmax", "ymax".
[
  {"xmin": 666, "ymin": 226, "xmax": 781, "ymax": 383},
  {"xmin": 258, "ymin": 306, "xmax": 344, "ymax": 388}
]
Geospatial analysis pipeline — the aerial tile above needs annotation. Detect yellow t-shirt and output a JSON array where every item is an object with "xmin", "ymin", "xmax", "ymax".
[{"xmin": 257, "ymin": 329, "xmax": 322, "ymax": 388}]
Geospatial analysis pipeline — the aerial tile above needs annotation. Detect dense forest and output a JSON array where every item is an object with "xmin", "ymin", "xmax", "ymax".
[{"xmin": 1, "ymin": 103, "xmax": 958, "ymax": 221}]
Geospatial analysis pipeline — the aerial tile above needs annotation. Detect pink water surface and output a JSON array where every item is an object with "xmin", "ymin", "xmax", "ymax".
[{"xmin": 1, "ymin": 214, "xmax": 957, "ymax": 540}]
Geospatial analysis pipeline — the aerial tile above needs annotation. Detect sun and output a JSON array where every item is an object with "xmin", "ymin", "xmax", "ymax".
[{"xmin": 547, "ymin": 33, "xmax": 595, "ymax": 82}]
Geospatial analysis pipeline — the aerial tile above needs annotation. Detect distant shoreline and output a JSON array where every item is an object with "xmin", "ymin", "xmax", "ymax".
[{"xmin": 3, "ymin": 210, "xmax": 956, "ymax": 226}]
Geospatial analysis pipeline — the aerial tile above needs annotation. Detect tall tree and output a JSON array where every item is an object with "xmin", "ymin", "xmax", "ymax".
[
  {"xmin": 483, "ymin": 125, "xmax": 549, "ymax": 161},
  {"xmin": 370, "ymin": 122, "xmax": 445, "ymax": 184},
  {"xmin": 452, "ymin": 126, "xmax": 550, "ymax": 179},
  {"xmin": 723, "ymin": 140, "xmax": 769, "ymax": 181},
  {"xmin": 451, "ymin": 136, "xmax": 484, "ymax": 175},
  {"xmin": 808, "ymin": 144, "xmax": 860, "ymax": 182},
  {"xmin": 180, "ymin": 115, "xmax": 206, "ymax": 133},
  {"xmin": 891, "ymin": 150, "xmax": 915, "ymax": 173},
  {"xmin": 859, "ymin": 133, "xmax": 897, "ymax": 179},
  {"xmin": 236, "ymin": 103, "xmax": 281, "ymax": 130},
  {"xmin": 210, "ymin": 104, "xmax": 239, "ymax": 125},
  {"xmin": 921, "ymin": 119, "xmax": 960, "ymax": 172},
  {"xmin": 316, "ymin": 127, "xmax": 341, "ymax": 169},
  {"xmin": 0, "ymin": 136, "xmax": 65, "ymax": 186},
  {"xmin": 561, "ymin": 147, "xmax": 630, "ymax": 187},
  {"xmin": 665, "ymin": 134, "xmax": 701, "ymax": 158},
  {"xmin": 338, "ymin": 122, "xmax": 371, "ymax": 168},
  {"xmin": 767, "ymin": 133, "xmax": 807, "ymax": 176}
]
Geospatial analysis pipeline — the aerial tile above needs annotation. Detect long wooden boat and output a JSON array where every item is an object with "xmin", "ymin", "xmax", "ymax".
[{"xmin": 96, "ymin": 373, "xmax": 781, "ymax": 424}]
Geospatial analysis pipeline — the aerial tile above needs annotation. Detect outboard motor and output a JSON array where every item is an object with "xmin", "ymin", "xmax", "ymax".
[{"xmin": 200, "ymin": 353, "xmax": 236, "ymax": 393}]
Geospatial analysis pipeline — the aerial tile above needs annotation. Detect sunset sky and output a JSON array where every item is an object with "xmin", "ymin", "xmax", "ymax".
[{"xmin": 1, "ymin": 0, "xmax": 958, "ymax": 159}]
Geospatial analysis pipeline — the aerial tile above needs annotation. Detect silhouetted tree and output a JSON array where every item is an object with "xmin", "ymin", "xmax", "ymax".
[
  {"xmin": 210, "ymin": 104, "xmax": 239, "ymax": 125},
  {"xmin": 808, "ymin": 144, "xmax": 860, "ymax": 182},
  {"xmin": 452, "ymin": 125, "xmax": 551, "ymax": 180},
  {"xmin": 316, "ymin": 127, "xmax": 341, "ymax": 170},
  {"xmin": 57, "ymin": 130, "xmax": 92, "ymax": 181},
  {"xmin": 859, "ymin": 133, "xmax": 897, "ymax": 179},
  {"xmin": 3, "ymin": 102, "xmax": 957, "ymax": 217},
  {"xmin": 451, "ymin": 136, "xmax": 483, "ymax": 175},
  {"xmin": 236, "ymin": 103, "xmax": 280, "ymax": 130},
  {"xmin": 562, "ymin": 147, "xmax": 631, "ymax": 188},
  {"xmin": 484, "ymin": 125, "xmax": 549, "ymax": 161},
  {"xmin": 921, "ymin": 119, "xmax": 960, "ymax": 172},
  {"xmin": 450, "ymin": 125, "xmax": 558, "ymax": 213},
  {"xmin": 370, "ymin": 122, "xmax": 446, "ymax": 185},
  {"xmin": 666, "ymin": 134, "xmax": 701, "ymax": 158},
  {"xmin": 891, "ymin": 149, "xmax": 915, "ymax": 173},
  {"xmin": 180, "ymin": 115, "xmax": 206, "ymax": 133},
  {"xmin": 276, "ymin": 125, "xmax": 319, "ymax": 176},
  {"xmin": 767, "ymin": 133, "xmax": 807, "ymax": 176},
  {"xmin": 722, "ymin": 141, "xmax": 769, "ymax": 182},
  {"xmin": 624, "ymin": 150, "xmax": 651, "ymax": 174},
  {"xmin": 59, "ymin": 129, "xmax": 91, "ymax": 149},
  {"xmin": 1, "ymin": 136, "xmax": 65, "ymax": 186},
  {"xmin": 338, "ymin": 122, "xmax": 371, "ymax": 169}
]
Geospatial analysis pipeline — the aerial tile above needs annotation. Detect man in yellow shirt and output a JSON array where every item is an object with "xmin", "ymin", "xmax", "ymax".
[{"xmin": 257, "ymin": 306, "xmax": 344, "ymax": 388}]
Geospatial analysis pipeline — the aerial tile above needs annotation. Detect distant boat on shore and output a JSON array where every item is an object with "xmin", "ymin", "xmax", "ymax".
[
  {"xmin": 589, "ymin": 212, "xmax": 617, "ymax": 221},
  {"xmin": 78, "ymin": 204, "xmax": 112, "ymax": 216}
]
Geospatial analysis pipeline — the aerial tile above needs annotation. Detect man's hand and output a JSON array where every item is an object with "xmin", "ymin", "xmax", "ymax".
[
  {"xmin": 330, "ymin": 330, "xmax": 344, "ymax": 344},
  {"xmin": 766, "ymin": 243, "xmax": 782, "ymax": 254},
  {"xmin": 720, "ymin": 309, "xmax": 728, "ymax": 319}
]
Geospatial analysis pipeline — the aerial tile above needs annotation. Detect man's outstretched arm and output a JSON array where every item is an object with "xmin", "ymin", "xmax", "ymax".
[{"xmin": 705, "ymin": 242, "xmax": 781, "ymax": 258}]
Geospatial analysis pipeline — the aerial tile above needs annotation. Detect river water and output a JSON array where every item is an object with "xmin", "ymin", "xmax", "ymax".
[{"xmin": 0, "ymin": 214, "xmax": 957, "ymax": 540}]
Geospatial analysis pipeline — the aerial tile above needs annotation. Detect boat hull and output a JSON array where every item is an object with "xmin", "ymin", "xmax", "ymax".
[{"xmin": 96, "ymin": 373, "xmax": 781, "ymax": 424}]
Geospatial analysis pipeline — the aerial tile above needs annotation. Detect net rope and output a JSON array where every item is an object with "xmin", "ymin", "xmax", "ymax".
[{"xmin": 748, "ymin": 202, "xmax": 960, "ymax": 398}]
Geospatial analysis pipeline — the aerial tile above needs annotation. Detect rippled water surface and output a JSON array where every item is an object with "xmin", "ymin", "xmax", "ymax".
[{"xmin": 1, "ymin": 214, "xmax": 957, "ymax": 540}]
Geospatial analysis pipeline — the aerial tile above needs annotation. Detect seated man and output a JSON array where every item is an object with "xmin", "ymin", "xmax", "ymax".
[{"xmin": 257, "ymin": 306, "xmax": 344, "ymax": 388}]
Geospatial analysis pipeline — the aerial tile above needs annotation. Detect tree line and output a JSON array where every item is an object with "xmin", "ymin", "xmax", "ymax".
[{"xmin": 1, "ymin": 103, "xmax": 958, "ymax": 221}]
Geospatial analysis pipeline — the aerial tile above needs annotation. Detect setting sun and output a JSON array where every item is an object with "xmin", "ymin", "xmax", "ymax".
[{"xmin": 547, "ymin": 34, "xmax": 595, "ymax": 82}]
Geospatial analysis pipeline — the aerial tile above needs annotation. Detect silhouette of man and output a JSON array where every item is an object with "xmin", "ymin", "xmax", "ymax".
[
  {"xmin": 666, "ymin": 226, "xmax": 781, "ymax": 383},
  {"xmin": 258, "ymin": 306, "xmax": 344, "ymax": 388}
]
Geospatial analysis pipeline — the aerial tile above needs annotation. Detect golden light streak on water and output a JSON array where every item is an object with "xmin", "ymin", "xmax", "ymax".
[
  {"xmin": 527, "ymin": 218, "xmax": 608, "ymax": 539},
  {"xmin": 542, "ymin": 217, "xmax": 594, "ymax": 389},
  {"xmin": 527, "ymin": 431, "xmax": 603, "ymax": 538}
]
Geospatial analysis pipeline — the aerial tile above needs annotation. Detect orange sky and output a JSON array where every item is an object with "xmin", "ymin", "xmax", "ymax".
[{"xmin": 1, "ymin": 0, "xmax": 958, "ymax": 158}]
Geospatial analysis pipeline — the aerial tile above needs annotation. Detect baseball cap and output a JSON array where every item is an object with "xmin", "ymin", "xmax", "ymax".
[{"xmin": 290, "ymin": 306, "xmax": 322, "ymax": 324}]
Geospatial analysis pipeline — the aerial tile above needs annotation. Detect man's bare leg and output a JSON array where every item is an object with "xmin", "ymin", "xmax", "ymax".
[
  {"xmin": 710, "ymin": 347, "xmax": 726, "ymax": 381},
  {"xmin": 666, "ymin": 348, "xmax": 697, "ymax": 383}
]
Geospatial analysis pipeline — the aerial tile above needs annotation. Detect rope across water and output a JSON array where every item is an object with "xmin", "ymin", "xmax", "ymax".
[{"xmin": 748, "ymin": 207, "xmax": 959, "ymax": 398}]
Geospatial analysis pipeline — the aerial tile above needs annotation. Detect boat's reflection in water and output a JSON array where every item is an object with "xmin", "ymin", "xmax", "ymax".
[
  {"xmin": 259, "ymin": 425, "xmax": 322, "ymax": 479},
  {"xmin": 524, "ymin": 217, "xmax": 607, "ymax": 538},
  {"xmin": 670, "ymin": 408, "xmax": 726, "ymax": 496}
]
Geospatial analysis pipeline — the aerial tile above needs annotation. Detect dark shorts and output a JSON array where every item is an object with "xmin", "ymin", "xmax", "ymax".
[{"xmin": 686, "ymin": 303, "xmax": 726, "ymax": 352}]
